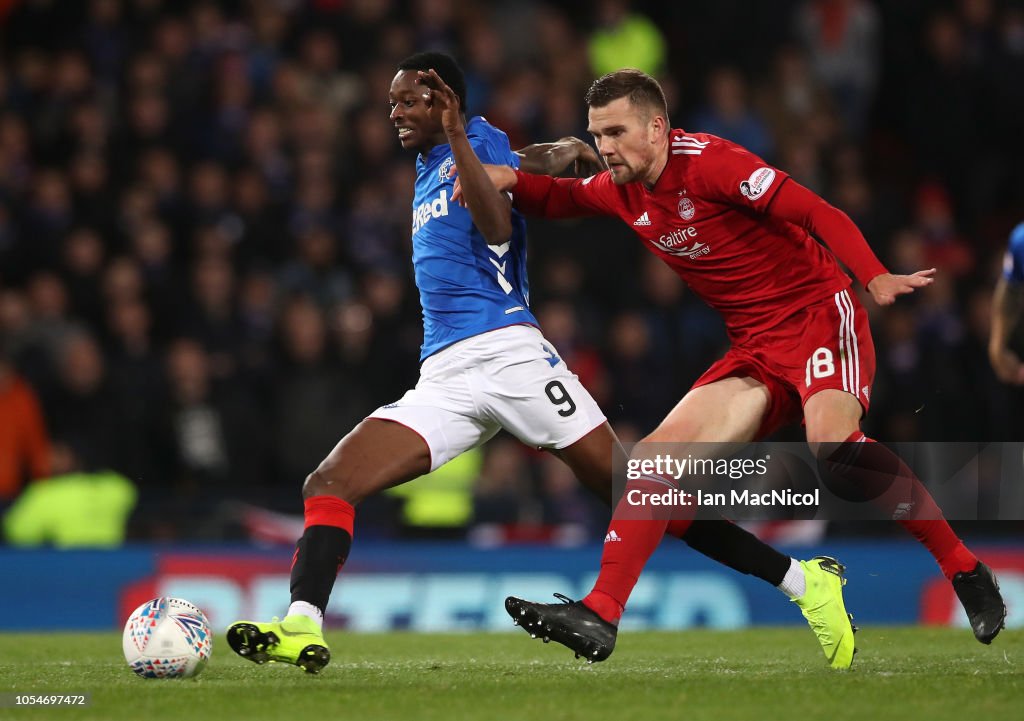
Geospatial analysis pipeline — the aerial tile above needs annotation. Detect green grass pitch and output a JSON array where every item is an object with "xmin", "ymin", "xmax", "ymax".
[{"xmin": 0, "ymin": 628, "xmax": 1020, "ymax": 721}]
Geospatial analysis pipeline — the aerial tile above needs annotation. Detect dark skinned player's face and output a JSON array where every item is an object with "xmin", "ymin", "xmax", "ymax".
[{"xmin": 389, "ymin": 70, "xmax": 444, "ymax": 153}]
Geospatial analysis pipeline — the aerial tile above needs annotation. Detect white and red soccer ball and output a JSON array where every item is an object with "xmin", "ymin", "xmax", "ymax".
[{"xmin": 122, "ymin": 597, "xmax": 212, "ymax": 679}]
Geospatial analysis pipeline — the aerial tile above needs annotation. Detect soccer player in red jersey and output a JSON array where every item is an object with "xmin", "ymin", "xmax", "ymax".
[{"xmin": 463, "ymin": 69, "xmax": 1006, "ymax": 663}]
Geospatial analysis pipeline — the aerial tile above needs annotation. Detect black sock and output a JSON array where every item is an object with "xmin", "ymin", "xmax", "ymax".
[
  {"xmin": 682, "ymin": 519, "xmax": 790, "ymax": 586},
  {"xmin": 289, "ymin": 525, "xmax": 352, "ymax": 612}
]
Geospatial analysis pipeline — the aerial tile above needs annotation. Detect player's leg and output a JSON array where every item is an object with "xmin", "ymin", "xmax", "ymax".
[
  {"xmin": 544, "ymin": 368, "xmax": 854, "ymax": 667},
  {"xmin": 580, "ymin": 376, "xmax": 771, "ymax": 626},
  {"xmin": 804, "ymin": 388, "xmax": 974, "ymax": 574},
  {"xmin": 800, "ymin": 289, "xmax": 1005, "ymax": 643},
  {"xmin": 506, "ymin": 376, "xmax": 776, "ymax": 662},
  {"xmin": 532, "ymin": 398, "xmax": 800, "ymax": 661},
  {"xmin": 667, "ymin": 362, "xmax": 817, "ymax": 591},
  {"xmin": 551, "ymin": 420, "xmax": 617, "ymax": 506},
  {"xmin": 288, "ymin": 418, "xmax": 432, "ymax": 620},
  {"xmin": 228, "ymin": 344, "xmax": 498, "ymax": 671},
  {"xmin": 226, "ymin": 418, "xmax": 432, "ymax": 672},
  {"xmin": 479, "ymin": 328, "xmax": 765, "ymax": 625},
  {"xmin": 493, "ymin": 329, "xmax": 856, "ymax": 665},
  {"xmin": 804, "ymin": 389, "xmax": 1007, "ymax": 643},
  {"xmin": 555, "ymin": 418, "xmax": 800, "ymax": 590}
]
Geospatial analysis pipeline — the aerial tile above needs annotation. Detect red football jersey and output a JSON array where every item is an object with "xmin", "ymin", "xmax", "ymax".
[{"xmin": 514, "ymin": 132, "xmax": 873, "ymax": 345}]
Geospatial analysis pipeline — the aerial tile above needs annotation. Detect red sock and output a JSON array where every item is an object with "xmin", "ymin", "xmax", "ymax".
[
  {"xmin": 584, "ymin": 475, "xmax": 686, "ymax": 623},
  {"xmin": 303, "ymin": 495, "xmax": 355, "ymax": 533},
  {"xmin": 845, "ymin": 432, "xmax": 977, "ymax": 579},
  {"xmin": 290, "ymin": 496, "xmax": 356, "ymax": 610}
]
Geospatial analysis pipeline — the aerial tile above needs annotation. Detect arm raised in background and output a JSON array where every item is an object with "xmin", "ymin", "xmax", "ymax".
[
  {"xmin": 417, "ymin": 69, "xmax": 511, "ymax": 246},
  {"xmin": 989, "ymin": 227, "xmax": 1024, "ymax": 384},
  {"xmin": 989, "ymin": 275, "xmax": 1024, "ymax": 385}
]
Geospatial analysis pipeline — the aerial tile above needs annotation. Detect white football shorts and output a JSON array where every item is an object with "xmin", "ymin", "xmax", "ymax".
[{"xmin": 368, "ymin": 324, "xmax": 606, "ymax": 471}]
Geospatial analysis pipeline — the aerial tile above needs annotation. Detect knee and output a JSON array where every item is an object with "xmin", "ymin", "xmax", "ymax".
[
  {"xmin": 806, "ymin": 432, "xmax": 861, "ymax": 469},
  {"xmin": 804, "ymin": 391, "xmax": 863, "ymax": 447},
  {"xmin": 302, "ymin": 464, "xmax": 362, "ymax": 504},
  {"xmin": 805, "ymin": 425, "xmax": 854, "ymax": 451},
  {"xmin": 302, "ymin": 468, "xmax": 332, "ymax": 500}
]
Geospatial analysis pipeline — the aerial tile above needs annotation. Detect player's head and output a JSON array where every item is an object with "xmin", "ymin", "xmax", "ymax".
[
  {"xmin": 390, "ymin": 52, "xmax": 467, "ymax": 152},
  {"xmin": 584, "ymin": 69, "xmax": 670, "ymax": 185}
]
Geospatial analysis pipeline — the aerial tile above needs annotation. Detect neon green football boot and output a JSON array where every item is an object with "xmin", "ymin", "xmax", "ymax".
[
  {"xmin": 793, "ymin": 556, "xmax": 857, "ymax": 670},
  {"xmin": 226, "ymin": 614, "xmax": 330, "ymax": 674}
]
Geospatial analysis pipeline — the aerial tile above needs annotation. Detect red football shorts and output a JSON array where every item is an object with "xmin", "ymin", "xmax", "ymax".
[{"xmin": 692, "ymin": 287, "xmax": 876, "ymax": 439}]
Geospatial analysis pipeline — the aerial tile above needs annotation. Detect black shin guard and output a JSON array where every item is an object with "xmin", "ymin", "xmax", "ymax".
[
  {"xmin": 682, "ymin": 520, "xmax": 791, "ymax": 586},
  {"xmin": 289, "ymin": 526, "xmax": 352, "ymax": 612}
]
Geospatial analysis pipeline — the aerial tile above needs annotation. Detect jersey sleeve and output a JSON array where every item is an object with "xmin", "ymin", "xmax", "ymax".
[
  {"xmin": 699, "ymin": 138, "xmax": 887, "ymax": 287},
  {"xmin": 767, "ymin": 179, "xmax": 888, "ymax": 288},
  {"xmin": 696, "ymin": 138, "xmax": 789, "ymax": 212},
  {"xmin": 512, "ymin": 170, "xmax": 619, "ymax": 219},
  {"xmin": 1003, "ymin": 223, "xmax": 1024, "ymax": 284},
  {"xmin": 469, "ymin": 123, "xmax": 519, "ymax": 169},
  {"xmin": 468, "ymin": 124, "xmax": 519, "ymax": 206}
]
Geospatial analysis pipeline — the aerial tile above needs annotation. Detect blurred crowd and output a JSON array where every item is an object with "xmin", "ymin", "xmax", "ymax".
[{"xmin": 1, "ymin": 0, "xmax": 1022, "ymax": 542}]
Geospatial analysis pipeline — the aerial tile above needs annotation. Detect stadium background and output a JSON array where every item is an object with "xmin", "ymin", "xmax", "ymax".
[{"xmin": 0, "ymin": 0, "xmax": 1022, "ymax": 632}]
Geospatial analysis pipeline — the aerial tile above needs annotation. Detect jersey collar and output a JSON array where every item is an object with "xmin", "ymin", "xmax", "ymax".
[{"xmin": 417, "ymin": 116, "xmax": 484, "ymax": 166}]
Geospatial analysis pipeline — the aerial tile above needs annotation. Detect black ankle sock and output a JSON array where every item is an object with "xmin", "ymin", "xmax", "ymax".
[
  {"xmin": 289, "ymin": 525, "xmax": 352, "ymax": 612},
  {"xmin": 682, "ymin": 520, "xmax": 790, "ymax": 586}
]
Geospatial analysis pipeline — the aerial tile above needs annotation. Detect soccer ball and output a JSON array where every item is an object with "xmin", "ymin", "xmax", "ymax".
[{"xmin": 122, "ymin": 597, "xmax": 213, "ymax": 679}]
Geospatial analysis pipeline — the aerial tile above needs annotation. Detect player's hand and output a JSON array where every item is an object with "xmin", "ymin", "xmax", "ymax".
[
  {"xmin": 989, "ymin": 345, "xmax": 1024, "ymax": 385},
  {"xmin": 417, "ymin": 69, "xmax": 462, "ymax": 137},
  {"xmin": 565, "ymin": 137, "xmax": 604, "ymax": 177},
  {"xmin": 866, "ymin": 269, "xmax": 936, "ymax": 306},
  {"xmin": 451, "ymin": 163, "xmax": 518, "ymax": 205}
]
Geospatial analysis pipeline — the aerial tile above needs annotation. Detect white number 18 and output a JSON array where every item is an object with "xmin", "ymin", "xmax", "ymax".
[{"xmin": 805, "ymin": 347, "xmax": 835, "ymax": 386}]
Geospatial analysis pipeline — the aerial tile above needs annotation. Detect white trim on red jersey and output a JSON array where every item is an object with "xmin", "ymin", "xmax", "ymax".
[
  {"xmin": 671, "ymin": 135, "xmax": 709, "ymax": 156},
  {"xmin": 833, "ymin": 290, "xmax": 861, "ymax": 398}
]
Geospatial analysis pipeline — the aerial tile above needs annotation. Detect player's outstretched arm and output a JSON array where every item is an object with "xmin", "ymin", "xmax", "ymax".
[
  {"xmin": 989, "ymin": 276, "xmax": 1024, "ymax": 384},
  {"xmin": 417, "ymin": 69, "xmax": 512, "ymax": 245},
  {"xmin": 766, "ymin": 179, "xmax": 915, "ymax": 301},
  {"xmin": 451, "ymin": 163, "xmax": 519, "ymax": 203},
  {"xmin": 514, "ymin": 137, "xmax": 603, "ymax": 177}
]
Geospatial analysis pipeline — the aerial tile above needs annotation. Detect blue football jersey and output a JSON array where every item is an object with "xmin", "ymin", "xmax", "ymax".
[
  {"xmin": 1003, "ymin": 222, "xmax": 1024, "ymax": 284},
  {"xmin": 411, "ymin": 116, "xmax": 537, "ymax": 360}
]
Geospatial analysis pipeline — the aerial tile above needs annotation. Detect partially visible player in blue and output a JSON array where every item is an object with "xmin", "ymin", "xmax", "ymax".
[
  {"xmin": 225, "ymin": 52, "xmax": 854, "ymax": 673},
  {"xmin": 990, "ymin": 221, "xmax": 1024, "ymax": 385}
]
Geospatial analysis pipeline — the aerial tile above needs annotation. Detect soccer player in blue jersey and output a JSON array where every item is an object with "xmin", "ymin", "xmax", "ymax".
[
  {"xmin": 990, "ymin": 222, "xmax": 1024, "ymax": 385},
  {"xmin": 225, "ymin": 52, "xmax": 855, "ymax": 673}
]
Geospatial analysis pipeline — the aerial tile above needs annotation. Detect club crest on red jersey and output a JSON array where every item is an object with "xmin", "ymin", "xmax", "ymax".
[{"xmin": 678, "ymin": 196, "xmax": 695, "ymax": 221}]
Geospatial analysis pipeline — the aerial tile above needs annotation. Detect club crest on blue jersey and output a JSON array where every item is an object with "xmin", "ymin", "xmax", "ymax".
[{"xmin": 438, "ymin": 156, "xmax": 455, "ymax": 183}]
